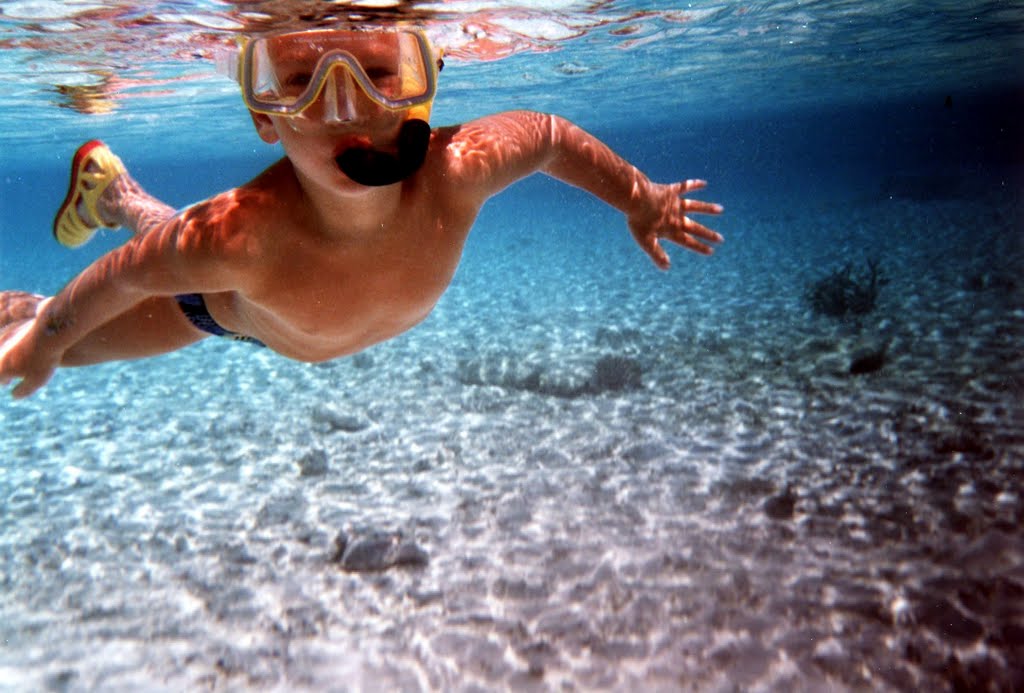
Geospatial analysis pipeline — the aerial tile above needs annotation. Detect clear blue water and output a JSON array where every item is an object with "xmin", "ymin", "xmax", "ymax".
[{"xmin": 1, "ymin": 2, "xmax": 1023, "ymax": 690}]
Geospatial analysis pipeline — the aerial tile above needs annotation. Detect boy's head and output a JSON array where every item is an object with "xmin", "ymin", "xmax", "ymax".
[{"xmin": 220, "ymin": 26, "xmax": 443, "ymax": 186}]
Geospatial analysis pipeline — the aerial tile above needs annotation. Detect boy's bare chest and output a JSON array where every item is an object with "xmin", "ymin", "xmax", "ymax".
[{"xmin": 244, "ymin": 217, "xmax": 468, "ymax": 341}]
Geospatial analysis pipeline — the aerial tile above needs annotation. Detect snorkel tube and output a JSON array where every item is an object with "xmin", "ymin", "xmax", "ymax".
[{"xmin": 335, "ymin": 116, "xmax": 431, "ymax": 187}]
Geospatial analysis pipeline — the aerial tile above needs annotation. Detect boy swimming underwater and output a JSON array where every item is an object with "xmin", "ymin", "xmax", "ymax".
[{"xmin": 0, "ymin": 26, "xmax": 722, "ymax": 399}]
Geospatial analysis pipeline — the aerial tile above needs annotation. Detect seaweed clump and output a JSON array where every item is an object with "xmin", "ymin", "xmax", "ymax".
[
  {"xmin": 591, "ymin": 355, "xmax": 643, "ymax": 392},
  {"xmin": 805, "ymin": 259, "xmax": 886, "ymax": 319}
]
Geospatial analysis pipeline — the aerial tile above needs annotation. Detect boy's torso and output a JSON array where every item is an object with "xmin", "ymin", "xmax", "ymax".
[{"xmin": 202, "ymin": 147, "xmax": 479, "ymax": 361}]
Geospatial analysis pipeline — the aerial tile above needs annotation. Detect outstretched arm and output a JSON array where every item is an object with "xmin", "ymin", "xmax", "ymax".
[
  {"xmin": 0, "ymin": 198, "xmax": 252, "ymax": 397},
  {"xmin": 442, "ymin": 110, "xmax": 723, "ymax": 268}
]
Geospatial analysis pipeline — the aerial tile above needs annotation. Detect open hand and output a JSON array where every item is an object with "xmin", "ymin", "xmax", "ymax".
[
  {"xmin": 628, "ymin": 179, "xmax": 723, "ymax": 269},
  {"xmin": 0, "ymin": 297, "xmax": 58, "ymax": 398}
]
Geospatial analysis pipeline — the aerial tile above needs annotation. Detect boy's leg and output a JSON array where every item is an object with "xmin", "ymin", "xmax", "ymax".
[
  {"xmin": 1, "ymin": 291, "xmax": 205, "ymax": 366},
  {"xmin": 96, "ymin": 173, "xmax": 177, "ymax": 238},
  {"xmin": 55, "ymin": 141, "xmax": 177, "ymax": 246}
]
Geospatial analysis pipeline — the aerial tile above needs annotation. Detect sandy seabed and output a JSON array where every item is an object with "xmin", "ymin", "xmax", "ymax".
[{"xmin": 1, "ymin": 185, "xmax": 1022, "ymax": 692}]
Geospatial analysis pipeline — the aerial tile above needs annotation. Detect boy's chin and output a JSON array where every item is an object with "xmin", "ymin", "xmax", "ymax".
[{"xmin": 330, "ymin": 170, "xmax": 387, "ymax": 193}]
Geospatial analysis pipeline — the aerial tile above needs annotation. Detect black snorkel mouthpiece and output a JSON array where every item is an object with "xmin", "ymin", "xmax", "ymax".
[{"xmin": 335, "ymin": 119, "xmax": 431, "ymax": 187}]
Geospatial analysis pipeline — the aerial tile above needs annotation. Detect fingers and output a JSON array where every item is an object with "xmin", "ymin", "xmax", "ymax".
[
  {"xmin": 11, "ymin": 369, "xmax": 53, "ymax": 398},
  {"xmin": 661, "ymin": 214, "xmax": 722, "ymax": 248},
  {"xmin": 675, "ymin": 234, "xmax": 715, "ymax": 256},
  {"xmin": 0, "ymin": 321, "xmax": 32, "ymax": 362},
  {"xmin": 683, "ymin": 199, "xmax": 724, "ymax": 215},
  {"xmin": 0, "ymin": 321, "xmax": 37, "ymax": 397},
  {"xmin": 672, "ymin": 181, "xmax": 723, "ymax": 216},
  {"xmin": 11, "ymin": 376, "xmax": 42, "ymax": 399},
  {"xmin": 643, "ymin": 239, "xmax": 671, "ymax": 270},
  {"xmin": 682, "ymin": 217, "xmax": 723, "ymax": 244},
  {"xmin": 646, "ymin": 219, "xmax": 720, "ymax": 266},
  {"xmin": 636, "ymin": 180, "xmax": 724, "ymax": 267},
  {"xmin": 643, "ymin": 233, "xmax": 714, "ymax": 268},
  {"xmin": 674, "ymin": 179, "xmax": 707, "ymax": 194},
  {"xmin": 1, "ymin": 372, "xmax": 46, "ymax": 399}
]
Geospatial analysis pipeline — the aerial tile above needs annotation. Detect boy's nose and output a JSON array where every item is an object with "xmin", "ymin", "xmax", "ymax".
[{"xmin": 321, "ymin": 68, "xmax": 359, "ymax": 124}]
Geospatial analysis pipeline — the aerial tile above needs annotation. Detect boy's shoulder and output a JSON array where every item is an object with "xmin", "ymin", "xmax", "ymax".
[
  {"xmin": 426, "ymin": 111, "xmax": 551, "ymax": 201},
  {"xmin": 174, "ymin": 161, "xmax": 298, "ymax": 247},
  {"xmin": 225, "ymin": 159, "xmax": 302, "ymax": 221}
]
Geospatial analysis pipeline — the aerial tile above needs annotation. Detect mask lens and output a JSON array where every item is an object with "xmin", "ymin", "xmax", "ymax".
[
  {"xmin": 351, "ymin": 31, "xmax": 429, "ymax": 100},
  {"xmin": 243, "ymin": 29, "xmax": 434, "ymax": 115},
  {"xmin": 250, "ymin": 35, "xmax": 319, "ymax": 107}
]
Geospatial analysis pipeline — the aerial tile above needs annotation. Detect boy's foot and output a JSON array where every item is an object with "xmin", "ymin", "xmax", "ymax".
[{"xmin": 53, "ymin": 140, "xmax": 126, "ymax": 248}]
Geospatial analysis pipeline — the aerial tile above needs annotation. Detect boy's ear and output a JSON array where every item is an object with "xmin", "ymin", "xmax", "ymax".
[{"xmin": 249, "ymin": 111, "xmax": 280, "ymax": 144}]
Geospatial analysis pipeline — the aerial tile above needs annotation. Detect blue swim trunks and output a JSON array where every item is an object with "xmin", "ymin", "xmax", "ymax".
[{"xmin": 175, "ymin": 294, "xmax": 265, "ymax": 347}]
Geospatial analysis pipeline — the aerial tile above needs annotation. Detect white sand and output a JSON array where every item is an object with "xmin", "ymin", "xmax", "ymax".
[{"xmin": 1, "ymin": 185, "xmax": 1021, "ymax": 691}]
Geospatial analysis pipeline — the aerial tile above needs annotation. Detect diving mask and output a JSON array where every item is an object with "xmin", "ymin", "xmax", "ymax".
[
  {"xmin": 220, "ymin": 27, "xmax": 439, "ymax": 124},
  {"xmin": 219, "ymin": 27, "xmax": 442, "ymax": 186}
]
